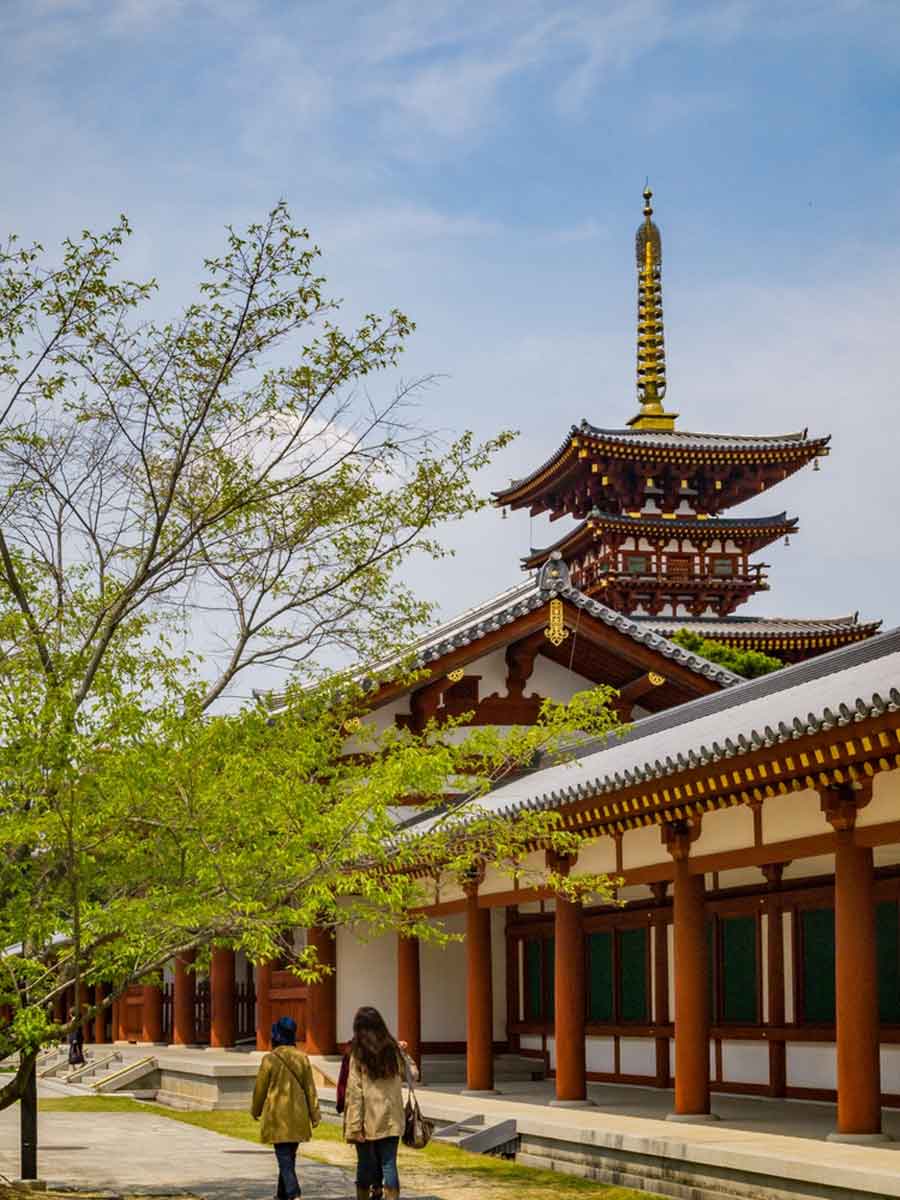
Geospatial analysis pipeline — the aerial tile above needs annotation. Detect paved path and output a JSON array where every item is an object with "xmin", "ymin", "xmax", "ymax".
[{"xmin": 0, "ymin": 1109, "xmax": 435, "ymax": 1199}]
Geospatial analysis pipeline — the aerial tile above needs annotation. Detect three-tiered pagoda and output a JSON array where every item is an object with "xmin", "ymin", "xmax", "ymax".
[{"xmin": 496, "ymin": 188, "xmax": 879, "ymax": 663}]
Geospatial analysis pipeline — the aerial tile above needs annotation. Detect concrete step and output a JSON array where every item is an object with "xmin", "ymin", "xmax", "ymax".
[
  {"xmin": 432, "ymin": 1115, "xmax": 518, "ymax": 1156},
  {"xmin": 92, "ymin": 1055, "xmax": 157, "ymax": 1094}
]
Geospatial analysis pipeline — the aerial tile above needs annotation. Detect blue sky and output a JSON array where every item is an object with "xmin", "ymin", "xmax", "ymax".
[{"xmin": 2, "ymin": 0, "xmax": 899, "ymax": 687}]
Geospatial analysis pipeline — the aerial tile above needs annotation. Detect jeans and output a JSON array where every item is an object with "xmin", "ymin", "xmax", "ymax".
[
  {"xmin": 274, "ymin": 1141, "xmax": 301, "ymax": 1199},
  {"xmin": 355, "ymin": 1135, "xmax": 400, "ymax": 1191}
]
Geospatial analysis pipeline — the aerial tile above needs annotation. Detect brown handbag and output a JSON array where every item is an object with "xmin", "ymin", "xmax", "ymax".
[{"xmin": 401, "ymin": 1056, "xmax": 433, "ymax": 1150}]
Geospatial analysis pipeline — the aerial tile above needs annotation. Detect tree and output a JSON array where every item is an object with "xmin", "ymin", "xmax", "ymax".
[
  {"xmin": 670, "ymin": 628, "xmax": 783, "ymax": 679},
  {"xmin": 0, "ymin": 208, "xmax": 621, "ymax": 1161}
]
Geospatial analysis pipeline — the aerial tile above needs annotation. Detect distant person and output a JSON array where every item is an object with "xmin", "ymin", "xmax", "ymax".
[
  {"xmin": 341, "ymin": 1006, "xmax": 417, "ymax": 1200},
  {"xmin": 251, "ymin": 1015, "xmax": 321, "ymax": 1200},
  {"xmin": 66, "ymin": 1007, "xmax": 85, "ymax": 1066}
]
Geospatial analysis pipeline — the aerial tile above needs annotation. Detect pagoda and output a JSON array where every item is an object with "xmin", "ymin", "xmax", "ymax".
[{"xmin": 496, "ymin": 188, "xmax": 880, "ymax": 663}]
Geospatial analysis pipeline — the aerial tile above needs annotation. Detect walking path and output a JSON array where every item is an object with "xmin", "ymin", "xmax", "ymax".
[{"xmin": 0, "ymin": 1102, "xmax": 438, "ymax": 1199}]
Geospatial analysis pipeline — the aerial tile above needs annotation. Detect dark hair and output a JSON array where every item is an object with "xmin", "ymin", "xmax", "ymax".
[
  {"xmin": 271, "ymin": 1016, "xmax": 297, "ymax": 1047},
  {"xmin": 350, "ymin": 1006, "xmax": 402, "ymax": 1080}
]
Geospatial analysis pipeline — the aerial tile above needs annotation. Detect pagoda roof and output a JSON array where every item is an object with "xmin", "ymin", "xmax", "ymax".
[
  {"xmin": 522, "ymin": 510, "xmax": 798, "ymax": 568},
  {"xmin": 400, "ymin": 624, "xmax": 900, "ymax": 835},
  {"xmin": 638, "ymin": 613, "xmax": 882, "ymax": 660},
  {"xmin": 495, "ymin": 421, "xmax": 830, "ymax": 513}
]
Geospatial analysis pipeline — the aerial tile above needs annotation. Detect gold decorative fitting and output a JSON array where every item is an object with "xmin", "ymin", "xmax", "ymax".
[
  {"xmin": 648, "ymin": 672, "xmax": 666, "ymax": 687},
  {"xmin": 446, "ymin": 668, "xmax": 465, "ymax": 683},
  {"xmin": 629, "ymin": 185, "xmax": 678, "ymax": 432},
  {"xmin": 342, "ymin": 717, "xmax": 361, "ymax": 733},
  {"xmin": 544, "ymin": 598, "xmax": 570, "ymax": 647}
]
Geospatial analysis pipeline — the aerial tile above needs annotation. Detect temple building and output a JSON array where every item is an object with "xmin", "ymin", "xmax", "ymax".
[
  {"xmin": 497, "ymin": 188, "xmax": 880, "ymax": 662},
  {"xmin": 70, "ymin": 192, "xmax": 900, "ymax": 1157}
]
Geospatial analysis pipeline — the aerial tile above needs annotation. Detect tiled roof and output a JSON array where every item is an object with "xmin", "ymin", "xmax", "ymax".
[
  {"xmin": 641, "ymin": 614, "xmax": 881, "ymax": 638},
  {"xmin": 526, "ymin": 510, "xmax": 797, "ymax": 563},
  {"xmin": 400, "ymin": 626, "xmax": 900, "ymax": 833},
  {"xmin": 255, "ymin": 563, "xmax": 742, "ymax": 712}
]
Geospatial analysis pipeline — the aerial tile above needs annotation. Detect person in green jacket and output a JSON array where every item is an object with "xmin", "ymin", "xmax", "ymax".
[{"xmin": 251, "ymin": 1016, "xmax": 321, "ymax": 1200}]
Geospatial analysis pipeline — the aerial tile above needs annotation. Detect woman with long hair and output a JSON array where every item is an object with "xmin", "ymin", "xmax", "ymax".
[{"xmin": 341, "ymin": 1005, "xmax": 416, "ymax": 1200}]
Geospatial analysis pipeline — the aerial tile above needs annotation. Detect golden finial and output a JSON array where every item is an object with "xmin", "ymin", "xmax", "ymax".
[{"xmin": 628, "ymin": 184, "xmax": 678, "ymax": 432}]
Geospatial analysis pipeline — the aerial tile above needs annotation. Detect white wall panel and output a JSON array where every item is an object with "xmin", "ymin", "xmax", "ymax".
[
  {"xmin": 585, "ymin": 1036, "xmax": 615, "ymax": 1074},
  {"xmin": 762, "ymin": 789, "xmax": 823, "ymax": 844},
  {"xmin": 336, "ymin": 926, "xmax": 398, "ymax": 1043},
  {"xmin": 520, "ymin": 1034, "xmax": 542, "ymax": 1052},
  {"xmin": 547, "ymin": 1035, "xmax": 556, "ymax": 1069},
  {"xmin": 576, "ymin": 837, "xmax": 617, "ymax": 875},
  {"xmin": 622, "ymin": 823, "xmax": 666, "ymax": 870},
  {"xmin": 421, "ymin": 914, "xmax": 466, "ymax": 1043},
  {"xmin": 881, "ymin": 1046, "xmax": 900, "ymax": 1094},
  {"xmin": 530, "ymin": 655, "xmax": 594, "ymax": 701},
  {"xmin": 722, "ymin": 1040, "xmax": 769, "ymax": 1086},
  {"xmin": 786, "ymin": 1043, "xmax": 836, "ymax": 1090},
  {"xmin": 693, "ymin": 805, "xmax": 754, "ymax": 856},
  {"xmin": 857, "ymin": 769, "xmax": 900, "ymax": 828},
  {"xmin": 620, "ymin": 1037, "xmax": 655, "ymax": 1077}
]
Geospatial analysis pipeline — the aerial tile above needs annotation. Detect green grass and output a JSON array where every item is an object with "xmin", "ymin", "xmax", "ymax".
[{"xmin": 37, "ymin": 1096, "xmax": 659, "ymax": 1200}]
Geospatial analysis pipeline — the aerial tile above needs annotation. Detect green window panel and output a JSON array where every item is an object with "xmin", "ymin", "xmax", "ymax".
[
  {"xmin": 546, "ymin": 937, "xmax": 556, "ymax": 1019},
  {"xmin": 721, "ymin": 915, "xmax": 758, "ymax": 1023},
  {"xmin": 588, "ymin": 931, "xmax": 613, "ymax": 1021},
  {"xmin": 800, "ymin": 908, "xmax": 835, "ymax": 1024},
  {"xmin": 877, "ymin": 900, "xmax": 900, "ymax": 1024},
  {"xmin": 525, "ymin": 939, "xmax": 543, "ymax": 1020},
  {"xmin": 619, "ymin": 927, "xmax": 649, "ymax": 1022}
]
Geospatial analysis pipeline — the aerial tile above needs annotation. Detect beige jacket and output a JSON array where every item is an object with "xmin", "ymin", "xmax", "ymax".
[
  {"xmin": 342, "ymin": 1051, "xmax": 416, "ymax": 1142},
  {"xmin": 251, "ymin": 1046, "xmax": 321, "ymax": 1144}
]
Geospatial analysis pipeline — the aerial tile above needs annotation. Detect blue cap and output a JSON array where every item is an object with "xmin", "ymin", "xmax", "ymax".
[{"xmin": 271, "ymin": 1016, "xmax": 298, "ymax": 1046}]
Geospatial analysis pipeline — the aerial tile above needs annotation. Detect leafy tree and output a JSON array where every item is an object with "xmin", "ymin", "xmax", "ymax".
[
  {"xmin": 0, "ymin": 208, "xmax": 621, "ymax": 1159},
  {"xmin": 670, "ymin": 628, "xmax": 783, "ymax": 679}
]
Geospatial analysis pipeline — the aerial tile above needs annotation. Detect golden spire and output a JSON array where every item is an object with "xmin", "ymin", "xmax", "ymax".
[{"xmin": 628, "ymin": 185, "xmax": 678, "ymax": 431}]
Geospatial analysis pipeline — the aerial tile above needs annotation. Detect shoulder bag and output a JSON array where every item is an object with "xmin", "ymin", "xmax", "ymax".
[{"xmin": 401, "ymin": 1054, "xmax": 433, "ymax": 1150}]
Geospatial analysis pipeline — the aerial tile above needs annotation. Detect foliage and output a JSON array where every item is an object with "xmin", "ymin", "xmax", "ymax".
[
  {"xmin": 0, "ymin": 208, "xmax": 621, "ymax": 1114},
  {"xmin": 670, "ymin": 628, "xmax": 782, "ymax": 679}
]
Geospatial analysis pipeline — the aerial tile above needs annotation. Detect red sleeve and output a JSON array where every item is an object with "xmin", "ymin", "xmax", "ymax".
[{"xmin": 336, "ymin": 1053, "xmax": 350, "ymax": 1113}]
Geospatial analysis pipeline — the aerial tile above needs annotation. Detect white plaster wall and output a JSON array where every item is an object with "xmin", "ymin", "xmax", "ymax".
[
  {"xmin": 492, "ymin": 908, "xmax": 507, "ymax": 1042},
  {"xmin": 336, "ymin": 926, "xmax": 398, "ymax": 1042},
  {"xmin": 620, "ymin": 1037, "xmax": 655, "ymax": 1077},
  {"xmin": 544, "ymin": 898, "xmax": 556, "ymax": 913},
  {"xmin": 517, "ymin": 901, "xmax": 542, "ymax": 914},
  {"xmin": 786, "ymin": 1043, "xmax": 836, "ymax": 1090},
  {"xmin": 575, "ymin": 837, "xmax": 617, "ymax": 875},
  {"xmin": 481, "ymin": 864, "xmax": 515, "ymax": 898},
  {"xmin": 617, "ymin": 886, "xmax": 652, "ymax": 905},
  {"xmin": 717, "ymin": 867, "xmax": 766, "ymax": 890},
  {"xmin": 421, "ymin": 914, "xmax": 466, "ymax": 1043},
  {"xmin": 783, "ymin": 912, "xmax": 795, "ymax": 1023},
  {"xmin": 530, "ymin": 655, "xmax": 595, "ymax": 700},
  {"xmin": 722, "ymin": 1041, "xmax": 769, "ymax": 1086},
  {"xmin": 357, "ymin": 697, "xmax": 411, "ymax": 739},
  {"xmin": 693, "ymin": 805, "xmax": 754, "ymax": 856},
  {"xmin": 586, "ymin": 1036, "xmax": 615, "ymax": 1074},
  {"xmin": 782, "ymin": 857, "xmax": 834, "ymax": 882},
  {"xmin": 436, "ymin": 873, "xmax": 466, "ymax": 904},
  {"xmin": 875, "ymin": 844, "xmax": 900, "ymax": 868},
  {"xmin": 547, "ymin": 1035, "xmax": 556, "ymax": 1069},
  {"xmin": 857, "ymin": 769, "xmax": 900, "ymax": 828},
  {"xmin": 520, "ymin": 1034, "xmax": 542, "ymax": 1053},
  {"xmin": 622, "ymin": 823, "xmax": 666, "ymax": 870},
  {"xmin": 667, "ymin": 925, "xmax": 675, "ymax": 1017},
  {"xmin": 881, "ymin": 1046, "xmax": 900, "ymax": 1094},
  {"xmin": 762, "ymin": 788, "xmax": 823, "ymax": 845},
  {"xmin": 466, "ymin": 648, "xmax": 509, "ymax": 697}
]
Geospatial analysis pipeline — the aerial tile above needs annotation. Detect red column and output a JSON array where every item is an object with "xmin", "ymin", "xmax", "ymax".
[
  {"xmin": 831, "ymin": 833, "xmax": 884, "ymax": 1140},
  {"xmin": 553, "ymin": 890, "xmax": 587, "ymax": 1103},
  {"xmin": 306, "ymin": 928, "xmax": 338, "ymax": 1055},
  {"xmin": 111, "ymin": 995, "xmax": 121, "ymax": 1042},
  {"xmin": 397, "ymin": 935, "xmax": 422, "ymax": 1073},
  {"xmin": 256, "ymin": 961, "xmax": 273, "ymax": 1051},
  {"xmin": 464, "ymin": 879, "xmax": 494, "ymax": 1093},
  {"xmin": 210, "ymin": 948, "xmax": 236, "ymax": 1048},
  {"xmin": 173, "ymin": 952, "xmax": 196, "ymax": 1046},
  {"xmin": 94, "ymin": 984, "xmax": 107, "ymax": 1045},
  {"xmin": 669, "ymin": 855, "xmax": 712, "ymax": 1119},
  {"xmin": 142, "ymin": 984, "xmax": 163, "ymax": 1044},
  {"xmin": 651, "ymin": 881, "xmax": 671, "ymax": 1089},
  {"xmin": 52, "ymin": 991, "xmax": 64, "ymax": 1028}
]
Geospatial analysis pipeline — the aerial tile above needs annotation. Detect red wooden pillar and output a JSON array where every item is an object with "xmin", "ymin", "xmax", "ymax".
[
  {"xmin": 210, "ymin": 948, "xmax": 236, "ymax": 1048},
  {"xmin": 464, "ymin": 875, "xmax": 494, "ymax": 1093},
  {"xmin": 651, "ymin": 881, "xmax": 671, "ymax": 1089},
  {"xmin": 173, "ymin": 951, "xmax": 196, "ymax": 1046},
  {"xmin": 111, "ymin": 995, "xmax": 121, "ymax": 1041},
  {"xmin": 306, "ymin": 928, "xmax": 337, "ymax": 1055},
  {"xmin": 256, "ymin": 961, "xmax": 273, "ymax": 1051},
  {"xmin": 549, "ymin": 852, "xmax": 588, "ymax": 1105},
  {"xmin": 52, "ymin": 991, "xmax": 65, "ymax": 1028},
  {"xmin": 831, "ymin": 832, "xmax": 885, "ymax": 1140},
  {"xmin": 668, "ymin": 841, "xmax": 713, "ymax": 1120},
  {"xmin": 142, "ymin": 983, "xmax": 163, "ymax": 1044},
  {"xmin": 397, "ymin": 935, "xmax": 422, "ymax": 1072},
  {"xmin": 94, "ymin": 984, "xmax": 107, "ymax": 1045}
]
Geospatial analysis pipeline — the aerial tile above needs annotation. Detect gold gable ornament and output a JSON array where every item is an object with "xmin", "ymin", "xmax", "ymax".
[
  {"xmin": 446, "ymin": 668, "xmax": 465, "ymax": 683},
  {"xmin": 544, "ymin": 598, "xmax": 570, "ymax": 647}
]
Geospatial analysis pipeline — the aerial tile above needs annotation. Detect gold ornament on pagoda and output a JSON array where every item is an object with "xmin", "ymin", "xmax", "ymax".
[
  {"xmin": 446, "ymin": 668, "xmax": 465, "ymax": 683},
  {"xmin": 648, "ymin": 672, "xmax": 666, "ymax": 687},
  {"xmin": 544, "ymin": 598, "xmax": 570, "ymax": 647},
  {"xmin": 629, "ymin": 186, "xmax": 678, "ymax": 432}
]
